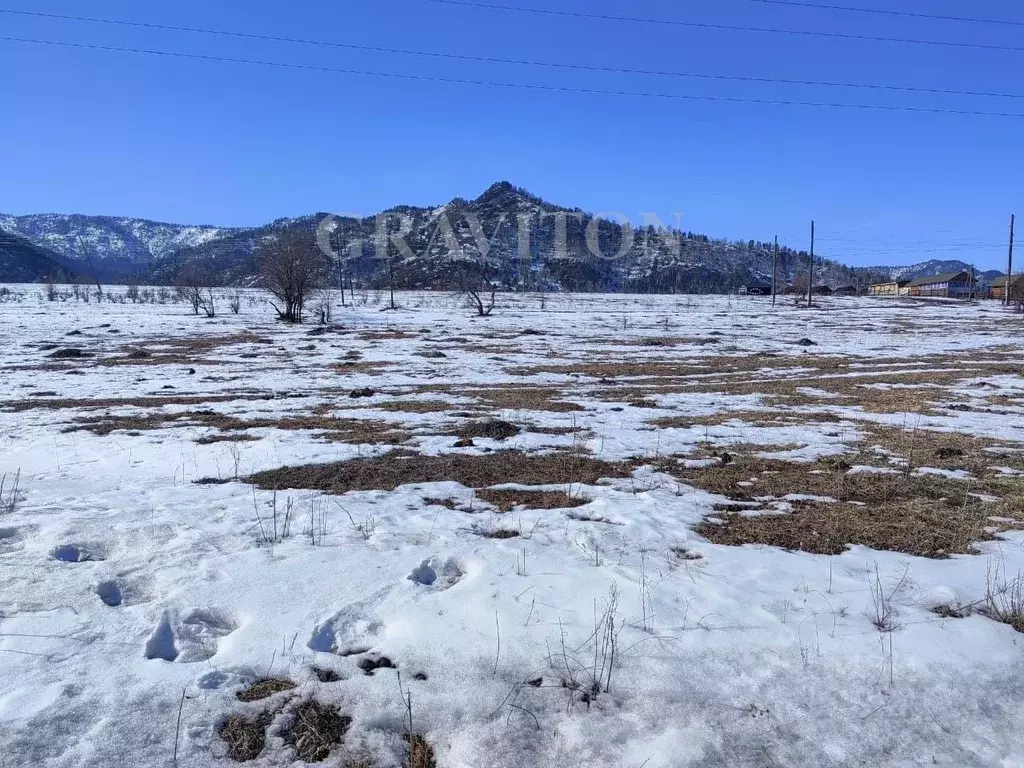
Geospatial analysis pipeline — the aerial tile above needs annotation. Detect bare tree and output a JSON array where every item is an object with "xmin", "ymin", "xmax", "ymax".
[
  {"xmin": 125, "ymin": 282, "xmax": 140, "ymax": 303},
  {"xmin": 197, "ymin": 288, "xmax": 216, "ymax": 318},
  {"xmin": 453, "ymin": 260, "xmax": 498, "ymax": 316},
  {"xmin": 174, "ymin": 262, "xmax": 210, "ymax": 315},
  {"xmin": 258, "ymin": 229, "xmax": 327, "ymax": 323}
]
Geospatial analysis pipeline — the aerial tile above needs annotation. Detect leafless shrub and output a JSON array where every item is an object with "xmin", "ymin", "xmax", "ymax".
[
  {"xmin": 869, "ymin": 563, "xmax": 909, "ymax": 633},
  {"xmin": 982, "ymin": 559, "xmax": 1024, "ymax": 632},
  {"xmin": 45, "ymin": 280, "xmax": 58, "ymax": 301},
  {"xmin": 125, "ymin": 283, "xmax": 140, "ymax": 303},
  {"xmin": 307, "ymin": 493, "xmax": 329, "ymax": 545},
  {"xmin": 0, "ymin": 469, "xmax": 21, "ymax": 514},
  {"xmin": 538, "ymin": 585, "xmax": 623, "ymax": 713},
  {"xmin": 339, "ymin": 504, "xmax": 374, "ymax": 541},
  {"xmin": 228, "ymin": 291, "xmax": 242, "ymax": 314},
  {"xmin": 314, "ymin": 291, "xmax": 333, "ymax": 324},
  {"xmin": 251, "ymin": 489, "xmax": 294, "ymax": 546}
]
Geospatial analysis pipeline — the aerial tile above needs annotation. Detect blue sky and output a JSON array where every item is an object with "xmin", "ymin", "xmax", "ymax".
[{"xmin": 1, "ymin": 0, "xmax": 1021, "ymax": 268}]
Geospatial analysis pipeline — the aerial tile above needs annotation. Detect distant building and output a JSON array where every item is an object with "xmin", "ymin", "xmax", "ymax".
[
  {"xmin": 868, "ymin": 280, "xmax": 910, "ymax": 297},
  {"xmin": 833, "ymin": 285, "xmax": 858, "ymax": 296},
  {"xmin": 739, "ymin": 284, "xmax": 772, "ymax": 296},
  {"xmin": 811, "ymin": 285, "xmax": 833, "ymax": 296},
  {"xmin": 907, "ymin": 271, "xmax": 975, "ymax": 298},
  {"xmin": 989, "ymin": 274, "xmax": 1024, "ymax": 301}
]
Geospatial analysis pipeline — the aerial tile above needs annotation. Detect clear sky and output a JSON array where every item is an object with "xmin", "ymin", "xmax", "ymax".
[{"xmin": 1, "ymin": 0, "xmax": 1021, "ymax": 268}]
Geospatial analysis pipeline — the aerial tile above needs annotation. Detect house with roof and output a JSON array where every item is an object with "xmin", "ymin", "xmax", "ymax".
[
  {"xmin": 907, "ymin": 271, "xmax": 975, "ymax": 298},
  {"xmin": 989, "ymin": 274, "xmax": 1024, "ymax": 301},
  {"xmin": 868, "ymin": 280, "xmax": 910, "ymax": 297}
]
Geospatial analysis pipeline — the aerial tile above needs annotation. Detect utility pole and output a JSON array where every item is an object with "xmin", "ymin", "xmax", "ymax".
[
  {"xmin": 772, "ymin": 235, "xmax": 778, "ymax": 307},
  {"xmin": 807, "ymin": 221, "xmax": 815, "ymax": 308},
  {"xmin": 1005, "ymin": 213, "xmax": 1015, "ymax": 307},
  {"xmin": 334, "ymin": 228, "xmax": 346, "ymax": 308}
]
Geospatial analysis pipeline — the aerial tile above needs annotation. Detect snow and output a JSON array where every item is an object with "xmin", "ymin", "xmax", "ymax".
[{"xmin": 1, "ymin": 288, "xmax": 1024, "ymax": 767}]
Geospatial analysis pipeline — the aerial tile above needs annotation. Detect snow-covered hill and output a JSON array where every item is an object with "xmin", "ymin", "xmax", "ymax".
[
  {"xmin": 0, "ymin": 213, "xmax": 239, "ymax": 279},
  {"xmin": 5, "ymin": 185, "xmax": 978, "ymax": 291},
  {"xmin": 864, "ymin": 259, "xmax": 1002, "ymax": 283}
]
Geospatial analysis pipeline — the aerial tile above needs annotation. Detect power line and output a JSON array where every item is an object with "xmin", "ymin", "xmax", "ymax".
[
  {"xmin": 0, "ymin": 7, "xmax": 1020, "ymax": 101},
  {"xmin": 744, "ymin": 0, "xmax": 1024, "ymax": 28},
  {"xmin": 6, "ymin": 35, "xmax": 1024, "ymax": 118},
  {"xmin": 426, "ymin": 0, "xmax": 1024, "ymax": 54}
]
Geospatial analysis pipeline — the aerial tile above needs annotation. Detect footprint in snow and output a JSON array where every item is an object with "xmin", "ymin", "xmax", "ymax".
[
  {"xmin": 95, "ymin": 580, "xmax": 124, "ymax": 607},
  {"xmin": 308, "ymin": 613, "xmax": 383, "ymax": 655},
  {"xmin": 0, "ymin": 527, "xmax": 25, "ymax": 552},
  {"xmin": 144, "ymin": 612, "xmax": 178, "ymax": 662},
  {"xmin": 144, "ymin": 608, "xmax": 238, "ymax": 663},
  {"xmin": 408, "ymin": 557, "xmax": 464, "ymax": 589},
  {"xmin": 52, "ymin": 543, "xmax": 109, "ymax": 563}
]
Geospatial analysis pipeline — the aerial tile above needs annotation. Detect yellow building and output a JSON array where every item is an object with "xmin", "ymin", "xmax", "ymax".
[{"xmin": 868, "ymin": 280, "xmax": 910, "ymax": 297}]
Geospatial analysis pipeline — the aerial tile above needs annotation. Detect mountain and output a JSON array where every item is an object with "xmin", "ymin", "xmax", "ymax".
[
  {"xmin": 0, "ymin": 183, "xmax": 914, "ymax": 292},
  {"xmin": 161, "ymin": 182, "xmax": 872, "ymax": 294},
  {"xmin": 0, "ymin": 231, "xmax": 76, "ymax": 283},
  {"xmin": 0, "ymin": 213, "xmax": 238, "ymax": 281},
  {"xmin": 863, "ymin": 259, "xmax": 1002, "ymax": 283}
]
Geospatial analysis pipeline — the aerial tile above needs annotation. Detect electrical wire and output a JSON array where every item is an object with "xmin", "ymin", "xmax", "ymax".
[
  {"xmin": 425, "ymin": 0, "xmax": 1024, "ymax": 54},
  {"xmin": 5, "ymin": 35, "xmax": 1024, "ymax": 118},
  {"xmin": 0, "ymin": 8, "xmax": 1020, "ymax": 100}
]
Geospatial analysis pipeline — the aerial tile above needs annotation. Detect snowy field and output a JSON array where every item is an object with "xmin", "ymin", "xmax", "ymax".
[{"xmin": 2, "ymin": 285, "xmax": 1024, "ymax": 768}]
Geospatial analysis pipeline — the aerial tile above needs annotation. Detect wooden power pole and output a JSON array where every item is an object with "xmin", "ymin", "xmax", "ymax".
[
  {"xmin": 1006, "ymin": 213, "xmax": 1016, "ymax": 307},
  {"xmin": 807, "ymin": 221, "xmax": 815, "ymax": 308},
  {"xmin": 772, "ymin": 235, "xmax": 778, "ymax": 307}
]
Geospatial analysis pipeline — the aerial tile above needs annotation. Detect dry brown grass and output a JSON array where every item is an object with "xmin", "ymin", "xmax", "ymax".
[
  {"xmin": 4, "ymin": 394, "xmax": 268, "ymax": 413},
  {"xmin": 331, "ymin": 361, "xmax": 394, "ymax": 375},
  {"xmin": 452, "ymin": 418, "xmax": 520, "ymax": 441},
  {"xmin": 357, "ymin": 330, "xmax": 419, "ymax": 341},
  {"xmin": 244, "ymin": 451, "xmax": 633, "ymax": 494},
  {"xmin": 372, "ymin": 400, "xmax": 461, "ymax": 414},
  {"xmin": 647, "ymin": 411, "xmax": 845, "ymax": 429},
  {"xmin": 406, "ymin": 735, "xmax": 436, "ymax": 768},
  {"xmin": 220, "ymin": 711, "xmax": 273, "ymax": 762},
  {"xmin": 481, "ymin": 527, "xmax": 521, "ymax": 539},
  {"xmin": 679, "ymin": 432, "xmax": 1024, "ymax": 557},
  {"xmin": 283, "ymin": 700, "xmax": 351, "ymax": 763},
  {"xmin": 455, "ymin": 386, "xmax": 586, "ymax": 413},
  {"xmin": 65, "ymin": 411, "xmax": 411, "ymax": 445},
  {"xmin": 236, "ymin": 678, "xmax": 297, "ymax": 702},
  {"xmin": 476, "ymin": 488, "xmax": 590, "ymax": 512},
  {"xmin": 195, "ymin": 433, "xmax": 262, "ymax": 445}
]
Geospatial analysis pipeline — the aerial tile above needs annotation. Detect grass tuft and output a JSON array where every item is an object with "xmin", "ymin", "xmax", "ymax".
[
  {"xmin": 283, "ymin": 700, "xmax": 351, "ymax": 763},
  {"xmin": 220, "ymin": 711, "xmax": 273, "ymax": 762},
  {"xmin": 236, "ymin": 678, "xmax": 297, "ymax": 702}
]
